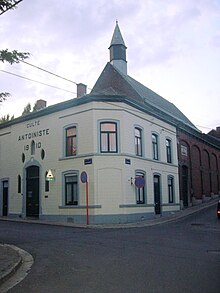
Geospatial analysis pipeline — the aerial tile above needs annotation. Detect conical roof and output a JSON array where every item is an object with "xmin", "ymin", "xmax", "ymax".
[{"xmin": 109, "ymin": 21, "xmax": 126, "ymax": 47}]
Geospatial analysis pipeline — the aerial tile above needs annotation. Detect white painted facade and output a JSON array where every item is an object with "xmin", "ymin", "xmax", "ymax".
[{"xmin": 0, "ymin": 99, "xmax": 180, "ymax": 224}]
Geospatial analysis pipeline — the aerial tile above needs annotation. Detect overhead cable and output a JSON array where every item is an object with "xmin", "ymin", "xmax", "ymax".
[
  {"xmin": 21, "ymin": 60, "xmax": 92, "ymax": 91},
  {"xmin": 0, "ymin": 69, "xmax": 76, "ymax": 94},
  {"xmin": 21, "ymin": 60, "xmax": 78, "ymax": 85}
]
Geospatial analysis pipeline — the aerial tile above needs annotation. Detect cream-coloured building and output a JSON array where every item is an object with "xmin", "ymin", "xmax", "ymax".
[{"xmin": 0, "ymin": 22, "xmax": 183, "ymax": 224}]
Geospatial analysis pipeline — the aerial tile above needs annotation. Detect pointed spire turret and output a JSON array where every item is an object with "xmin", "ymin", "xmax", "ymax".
[{"xmin": 108, "ymin": 21, "xmax": 127, "ymax": 75}]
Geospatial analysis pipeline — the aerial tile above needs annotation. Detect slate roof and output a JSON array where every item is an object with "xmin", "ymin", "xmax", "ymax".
[
  {"xmin": 91, "ymin": 62, "xmax": 198, "ymax": 130},
  {"xmin": 109, "ymin": 21, "xmax": 126, "ymax": 47}
]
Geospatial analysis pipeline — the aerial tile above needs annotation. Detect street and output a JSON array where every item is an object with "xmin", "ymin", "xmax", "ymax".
[{"xmin": 0, "ymin": 205, "xmax": 219, "ymax": 293}]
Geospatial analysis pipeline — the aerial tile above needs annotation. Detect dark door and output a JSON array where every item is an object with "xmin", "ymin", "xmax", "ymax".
[
  {"xmin": 154, "ymin": 175, "xmax": 161, "ymax": 214},
  {"xmin": 182, "ymin": 166, "xmax": 188, "ymax": 207},
  {"xmin": 2, "ymin": 181, "xmax": 8, "ymax": 216},
  {"xmin": 26, "ymin": 166, "xmax": 39, "ymax": 217}
]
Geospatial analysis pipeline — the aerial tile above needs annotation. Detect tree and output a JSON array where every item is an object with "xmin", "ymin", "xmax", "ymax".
[
  {"xmin": 0, "ymin": 49, "xmax": 29, "ymax": 64},
  {"xmin": 0, "ymin": 92, "xmax": 10, "ymax": 103},
  {"xmin": 0, "ymin": 1, "xmax": 29, "ymax": 103},
  {"xmin": 0, "ymin": 113, "xmax": 14, "ymax": 124},
  {"xmin": 32, "ymin": 101, "xmax": 39, "ymax": 112},
  {"xmin": 22, "ymin": 103, "xmax": 31, "ymax": 116},
  {"xmin": 0, "ymin": 50, "xmax": 30, "ymax": 103},
  {"xmin": 0, "ymin": 0, "xmax": 23, "ymax": 16}
]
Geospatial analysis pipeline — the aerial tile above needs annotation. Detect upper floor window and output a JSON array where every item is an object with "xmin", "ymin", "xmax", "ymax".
[
  {"xmin": 168, "ymin": 176, "xmax": 174, "ymax": 203},
  {"xmin": 166, "ymin": 139, "xmax": 172, "ymax": 163},
  {"xmin": 135, "ymin": 127, "xmax": 142, "ymax": 156},
  {"xmin": 31, "ymin": 140, "xmax": 35, "ymax": 155},
  {"xmin": 152, "ymin": 134, "xmax": 159, "ymax": 160},
  {"xmin": 100, "ymin": 122, "xmax": 118, "ymax": 153},
  {"xmin": 66, "ymin": 126, "xmax": 77, "ymax": 157}
]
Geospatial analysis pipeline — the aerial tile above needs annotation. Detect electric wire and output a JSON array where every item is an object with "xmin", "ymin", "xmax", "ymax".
[
  {"xmin": 21, "ymin": 60, "xmax": 92, "ymax": 90},
  {"xmin": 0, "ymin": 69, "xmax": 76, "ymax": 94},
  {"xmin": 21, "ymin": 60, "xmax": 78, "ymax": 85}
]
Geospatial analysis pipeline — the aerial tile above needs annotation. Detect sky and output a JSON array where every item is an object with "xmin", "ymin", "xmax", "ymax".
[{"xmin": 0, "ymin": 0, "xmax": 220, "ymax": 133}]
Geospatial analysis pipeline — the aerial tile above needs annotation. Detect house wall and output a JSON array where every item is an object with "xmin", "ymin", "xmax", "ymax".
[
  {"xmin": 0, "ymin": 100, "xmax": 180, "ymax": 223},
  {"xmin": 177, "ymin": 129, "xmax": 220, "ymax": 207}
]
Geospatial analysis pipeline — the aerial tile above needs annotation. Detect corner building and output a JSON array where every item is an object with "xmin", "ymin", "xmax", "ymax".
[{"xmin": 0, "ymin": 23, "xmax": 181, "ymax": 224}]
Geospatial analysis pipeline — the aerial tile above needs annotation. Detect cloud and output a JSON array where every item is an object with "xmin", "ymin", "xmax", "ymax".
[{"xmin": 0, "ymin": 0, "xmax": 220, "ymax": 132}]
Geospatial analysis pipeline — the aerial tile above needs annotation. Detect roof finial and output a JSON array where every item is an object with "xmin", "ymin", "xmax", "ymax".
[{"xmin": 116, "ymin": 19, "xmax": 118, "ymax": 25}]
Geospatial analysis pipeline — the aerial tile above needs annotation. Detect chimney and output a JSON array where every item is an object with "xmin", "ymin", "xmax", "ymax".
[
  {"xmin": 77, "ymin": 83, "xmax": 87, "ymax": 98},
  {"xmin": 35, "ymin": 99, "xmax": 47, "ymax": 110},
  {"xmin": 216, "ymin": 126, "xmax": 220, "ymax": 133}
]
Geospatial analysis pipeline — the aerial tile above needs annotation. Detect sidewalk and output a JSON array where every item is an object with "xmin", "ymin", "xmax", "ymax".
[
  {"xmin": 0, "ymin": 197, "xmax": 219, "ymax": 288},
  {"xmin": 0, "ymin": 244, "xmax": 22, "ymax": 286}
]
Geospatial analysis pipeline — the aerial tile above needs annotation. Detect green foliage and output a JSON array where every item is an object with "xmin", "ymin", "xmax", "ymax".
[
  {"xmin": 0, "ymin": 0, "xmax": 23, "ymax": 14},
  {"xmin": 22, "ymin": 102, "xmax": 31, "ymax": 116},
  {"xmin": 0, "ymin": 92, "xmax": 10, "ymax": 102},
  {"xmin": 0, "ymin": 49, "xmax": 29, "ymax": 64},
  {"xmin": 32, "ymin": 101, "xmax": 38, "ymax": 112},
  {"xmin": 0, "ymin": 113, "xmax": 14, "ymax": 124},
  {"xmin": 0, "ymin": 1, "xmax": 29, "ymax": 103}
]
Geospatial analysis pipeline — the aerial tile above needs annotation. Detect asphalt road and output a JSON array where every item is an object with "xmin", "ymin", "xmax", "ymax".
[{"xmin": 0, "ymin": 205, "xmax": 219, "ymax": 293}]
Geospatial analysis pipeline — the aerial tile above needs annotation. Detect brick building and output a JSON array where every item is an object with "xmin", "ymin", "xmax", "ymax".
[{"xmin": 177, "ymin": 126, "xmax": 220, "ymax": 208}]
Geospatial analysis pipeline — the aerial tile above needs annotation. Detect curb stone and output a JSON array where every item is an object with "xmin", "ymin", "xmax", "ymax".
[
  {"xmin": 0, "ymin": 245, "xmax": 34, "ymax": 293},
  {"xmin": 0, "ymin": 244, "xmax": 22, "ymax": 286}
]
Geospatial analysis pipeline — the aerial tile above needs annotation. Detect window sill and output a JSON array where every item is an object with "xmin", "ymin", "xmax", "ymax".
[
  {"xmin": 59, "ymin": 205, "xmax": 102, "ymax": 209},
  {"xmin": 119, "ymin": 204, "xmax": 154, "ymax": 208}
]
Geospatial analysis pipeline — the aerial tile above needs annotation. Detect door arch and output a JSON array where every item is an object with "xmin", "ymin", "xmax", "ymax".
[{"xmin": 26, "ymin": 165, "xmax": 39, "ymax": 217}]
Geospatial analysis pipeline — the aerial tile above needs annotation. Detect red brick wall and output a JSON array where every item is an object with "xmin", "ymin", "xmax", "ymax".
[{"xmin": 177, "ymin": 129, "xmax": 220, "ymax": 205}]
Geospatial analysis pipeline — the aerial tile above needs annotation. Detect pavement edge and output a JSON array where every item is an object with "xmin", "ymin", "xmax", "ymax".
[{"xmin": 0, "ymin": 244, "xmax": 22, "ymax": 286}]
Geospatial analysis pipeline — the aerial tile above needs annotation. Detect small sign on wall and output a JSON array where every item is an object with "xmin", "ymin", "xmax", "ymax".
[
  {"xmin": 46, "ymin": 169, "xmax": 55, "ymax": 181},
  {"xmin": 84, "ymin": 158, "xmax": 92, "ymax": 165},
  {"xmin": 125, "ymin": 158, "xmax": 131, "ymax": 165}
]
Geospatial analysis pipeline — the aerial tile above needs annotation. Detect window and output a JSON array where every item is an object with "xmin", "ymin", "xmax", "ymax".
[
  {"xmin": 166, "ymin": 139, "xmax": 172, "ymax": 163},
  {"xmin": 100, "ymin": 122, "xmax": 117, "ymax": 153},
  {"xmin": 135, "ymin": 127, "xmax": 142, "ymax": 156},
  {"xmin": 41, "ymin": 149, "xmax": 45, "ymax": 160},
  {"xmin": 154, "ymin": 174, "xmax": 161, "ymax": 214},
  {"xmin": 168, "ymin": 176, "xmax": 174, "ymax": 203},
  {"xmin": 66, "ymin": 126, "xmax": 77, "ymax": 157},
  {"xmin": 18, "ymin": 175, "xmax": 21, "ymax": 193},
  {"xmin": 45, "ymin": 171, "xmax": 49, "ymax": 192},
  {"xmin": 135, "ymin": 171, "xmax": 145, "ymax": 204},
  {"xmin": 65, "ymin": 174, "xmax": 78, "ymax": 205},
  {"xmin": 31, "ymin": 140, "xmax": 35, "ymax": 155},
  {"xmin": 152, "ymin": 134, "xmax": 158, "ymax": 160}
]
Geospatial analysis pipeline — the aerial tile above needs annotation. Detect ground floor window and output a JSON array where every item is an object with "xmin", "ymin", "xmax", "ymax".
[
  {"xmin": 168, "ymin": 176, "xmax": 174, "ymax": 203},
  {"xmin": 65, "ymin": 173, "xmax": 78, "ymax": 205},
  {"xmin": 135, "ymin": 171, "xmax": 145, "ymax": 204},
  {"xmin": 45, "ymin": 171, "xmax": 49, "ymax": 192},
  {"xmin": 18, "ymin": 175, "xmax": 21, "ymax": 193}
]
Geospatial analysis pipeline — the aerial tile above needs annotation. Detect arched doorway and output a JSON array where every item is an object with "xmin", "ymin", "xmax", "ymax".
[{"xmin": 26, "ymin": 165, "xmax": 39, "ymax": 217}]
